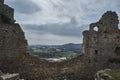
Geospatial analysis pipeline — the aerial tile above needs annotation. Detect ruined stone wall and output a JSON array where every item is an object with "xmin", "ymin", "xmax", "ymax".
[
  {"xmin": 82, "ymin": 11, "xmax": 120, "ymax": 65},
  {"xmin": 0, "ymin": 1, "xmax": 28, "ymax": 56},
  {"xmin": 0, "ymin": 23, "xmax": 28, "ymax": 56},
  {"xmin": 0, "ymin": 2, "xmax": 14, "ymax": 22}
]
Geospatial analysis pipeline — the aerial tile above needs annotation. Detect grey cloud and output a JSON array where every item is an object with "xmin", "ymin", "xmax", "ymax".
[
  {"xmin": 5, "ymin": 0, "xmax": 120, "ymax": 45},
  {"xmin": 6, "ymin": 0, "xmax": 41, "ymax": 14},
  {"xmin": 22, "ymin": 18, "xmax": 88, "ymax": 37}
]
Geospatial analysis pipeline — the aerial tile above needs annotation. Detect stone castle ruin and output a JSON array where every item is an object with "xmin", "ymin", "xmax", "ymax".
[
  {"xmin": 82, "ymin": 11, "xmax": 120, "ymax": 66},
  {"xmin": 0, "ymin": 0, "xmax": 28, "ymax": 56},
  {"xmin": 0, "ymin": 0, "xmax": 120, "ymax": 80}
]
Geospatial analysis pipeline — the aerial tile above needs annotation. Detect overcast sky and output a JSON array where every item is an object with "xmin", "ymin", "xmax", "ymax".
[{"xmin": 5, "ymin": 0, "xmax": 120, "ymax": 45}]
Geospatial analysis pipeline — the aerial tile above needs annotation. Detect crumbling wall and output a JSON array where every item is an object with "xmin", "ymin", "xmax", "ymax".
[
  {"xmin": 0, "ymin": 1, "xmax": 28, "ymax": 56},
  {"xmin": 82, "ymin": 11, "xmax": 120, "ymax": 66},
  {"xmin": 0, "ymin": 2, "xmax": 14, "ymax": 23}
]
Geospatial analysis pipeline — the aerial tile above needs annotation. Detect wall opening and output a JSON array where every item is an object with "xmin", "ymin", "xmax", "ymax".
[
  {"xmin": 118, "ymin": 25, "xmax": 120, "ymax": 30},
  {"xmin": 93, "ymin": 26, "xmax": 98, "ymax": 31},
  {"xmin": 95, "ymin": 50, "xmax": 98, "ymax": 55},
  {"xmin": 115, "ymin": 47, "xmax": 120, "ymax": 56}
]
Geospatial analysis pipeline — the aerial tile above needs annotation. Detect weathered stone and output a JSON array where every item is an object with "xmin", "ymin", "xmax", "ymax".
[
  {"xmin": 0, "ymin": 2, "xmax": 28, "ymax": 56},
  {"xmin": 95, "ymin": 69, "xmax": 120, "ymax": 80},
  {"xmin": 82, "ymin": 11, "xmax": 120, "ymax": 66},
  {"xmin": 0, "ymin": 1, "xmax": 120, "ymax": 80},
  {"xmin": 1, "ymin": 73, "xmax": 20, "ymax": 80},
  {"xmin": 0, "ymin": 72, "xmax": 24, "ymax": 80},
  {"xmin": 0, "ymin": 2, "xmax": 14, "ymax": 23}
]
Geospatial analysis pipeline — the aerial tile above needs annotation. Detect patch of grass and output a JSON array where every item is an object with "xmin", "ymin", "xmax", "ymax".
[
  {"xmin": 31, "ymin": 49, "xmax": 79, "ymax": 59},
  {"xmin": 34, "ymin": 49, "xmax": 43, "ymax": 53},
  {"xmin": 106, "ymin": 70, "xmax": 120, "ymax": 80}
]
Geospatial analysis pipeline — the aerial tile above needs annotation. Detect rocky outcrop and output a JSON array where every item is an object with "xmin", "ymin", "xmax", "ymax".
[
  {"xmin": 0, "ymin": 0, "xmax": 28, "ymax": 57},
  {"xmin": 1, "ymin": 73, "xmax": 20, "ymax": 80},
  {"xmin": 95, "ymin": 69, "xmax": 120, "ymax": 80},
  {"xmin": 0, "ymin": 70, "xmax": 24, "ymax": 80}
]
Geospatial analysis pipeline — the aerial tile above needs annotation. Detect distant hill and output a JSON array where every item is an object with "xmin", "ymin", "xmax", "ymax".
[
  {"xmin": 28, "ymin": 43, "xmax": 82, "ymax": 58},
  {"xmin": 60, "ymin": 43, "xmax": 82, "ymax": 50},
  {"xmin": 29, "ymin": 43, "xmax": 82, "ymax": 51}
]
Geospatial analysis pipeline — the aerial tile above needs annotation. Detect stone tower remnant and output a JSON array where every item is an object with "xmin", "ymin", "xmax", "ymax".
[
  {"xmin": 0, "ymin": 1, "xmax": 28, "ymax": 56},
  {"xmin": 82, "ymin": 11, "xmax": 120, "ymax": 65}
]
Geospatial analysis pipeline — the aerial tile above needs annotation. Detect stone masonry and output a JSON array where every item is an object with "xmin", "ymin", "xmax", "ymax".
[
  {"xmin": 82, "ymin": 11, "xmax": 120, "ymax": 65},
  {"xmin": 0, "ymin": 0, "xmax": 28, "ymax": 56},
  {"xmin": 0, "ymin": 1, "xmax": 120, "ymax": 80}
]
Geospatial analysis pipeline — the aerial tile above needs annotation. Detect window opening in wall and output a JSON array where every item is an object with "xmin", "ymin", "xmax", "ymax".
[
  {"xmin": 95, "ymin": 50, "xmax": 98, "ymax": 55},
  {"xmin": 93, "ymin": 26, "xmax": 98, "ymax": 31},
  {"xmin": 118, "ymin": 25, "xmax": 120, "ymax": 30}
]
